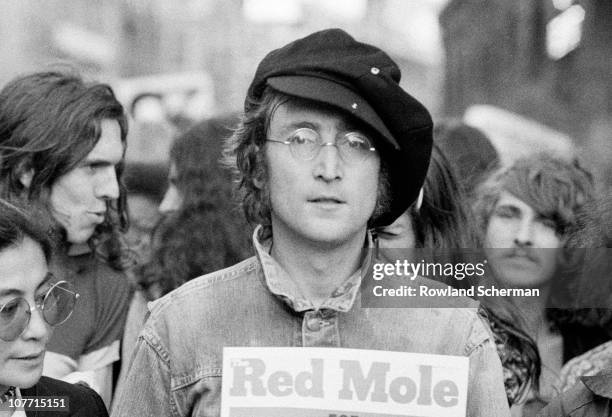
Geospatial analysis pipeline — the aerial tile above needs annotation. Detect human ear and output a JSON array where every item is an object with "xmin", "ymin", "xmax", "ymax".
[
  {"xmin": 253, "ymin": 177, "xmax": 264, "ymax": 189},
  {"xmin": 252, "ymin": 149, "xmax": 267, "ymax": 190}
]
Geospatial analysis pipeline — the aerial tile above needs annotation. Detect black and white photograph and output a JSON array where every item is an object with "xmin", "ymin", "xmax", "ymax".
[{"xmin": 0, "ymin": 1, "xmax": 611, "ymax": 416}]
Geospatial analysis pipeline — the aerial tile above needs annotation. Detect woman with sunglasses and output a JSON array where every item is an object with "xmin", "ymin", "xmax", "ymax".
[{"xmin": 0, "ymin": 200, "xmax": 108, "ymax": 417}]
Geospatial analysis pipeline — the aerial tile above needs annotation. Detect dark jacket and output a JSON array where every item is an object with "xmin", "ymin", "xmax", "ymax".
[
  {"xmin": 21, "ymin": 376, "xmax": 108, "ymax": 417},
  {"xmin": 537, "ymin": 371, "xmax": 612, "ymax": 417}
]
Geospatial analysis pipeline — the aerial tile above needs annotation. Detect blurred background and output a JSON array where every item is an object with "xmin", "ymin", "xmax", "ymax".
[{"xmin": 1, "ymin": 0, "xmax": 610, "ymax": 185}]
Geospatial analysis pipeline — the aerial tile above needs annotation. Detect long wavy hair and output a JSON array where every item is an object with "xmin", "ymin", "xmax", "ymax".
[
  {"xmin": 544, "ymin": 193, "xmax": 612, "ymax": 330},
  {"xmin": 474, "ymin": 154, "xmax": 599, "ymax": 402},
  {"xmin": 375, "ymin": 144, "xmax": 482, "ymax": 276},
  {"xmin": 0, "ymin": 70, "xmax": 130, "ymax": 270},
  {"xmin": 411, "ymin": 144, "xmax": 481, "ymax": 249},
  {"xmin": 135, "ymin": 115, "xmax": 253, "ymax": 300},
  {"xmin": 379, "ymin": 142, "xmax": 541, "ymax": 405},
  {"xmin": 0, "ymin": 198, "xmax": 53, "ymax": 262},
  {"xmin": 425, "ymin": 146, "xmax": 541, "ymax": 404},
  {"xmin": 474, "ymin": 154, "xmax": 596, "ymax": 308},
  {"xmin": 434, "ymin": 119, "xmax": 499, "ymax": 196}
]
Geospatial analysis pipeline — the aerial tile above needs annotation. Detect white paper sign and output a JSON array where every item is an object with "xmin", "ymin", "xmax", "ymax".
[{"xmin": 221, "ymin": 347, "xmax": 469, "ymax": 417}]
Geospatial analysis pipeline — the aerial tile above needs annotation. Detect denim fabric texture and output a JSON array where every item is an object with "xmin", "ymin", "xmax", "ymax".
[{"xmin": 112, "ymin": 228, "xmax": 510, "ymax": 417}]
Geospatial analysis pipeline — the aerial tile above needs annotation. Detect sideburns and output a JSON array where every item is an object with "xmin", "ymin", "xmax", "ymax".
[{"xmin": 372, "ymin": 162, "xmax": 391, "ymax": 220}]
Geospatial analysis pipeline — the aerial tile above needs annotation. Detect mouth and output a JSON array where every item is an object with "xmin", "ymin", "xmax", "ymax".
[
  {"xmin": 308, "ymin": 197, "xmax": 345, "ymax": 204},
  {"xmin": 506, "ymin": 249, "xmax": 538, "ymax": 264},
  {"xmin": 88, "ymin": 211, "xmax": 106, "ymax": 222},
  {"xmin": 14, "ymin": 351, "xmax": 44, "ymax": 361}
]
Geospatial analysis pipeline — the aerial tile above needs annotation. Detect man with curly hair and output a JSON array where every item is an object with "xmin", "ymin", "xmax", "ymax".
[
  {"xmin": 473, "ymin": 154, "xmax": 609, "ymax": 413},
  {"xmin": 114, "ymin": 29, "xmax": 509, "ymax": 416},
  {"xmin": 0, "ymin": 70, "xmax": 132, "ymax": 405}
]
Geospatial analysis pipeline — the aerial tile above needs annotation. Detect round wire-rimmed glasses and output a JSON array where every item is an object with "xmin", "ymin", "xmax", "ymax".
[
  {"xmin": 267, "ymin": 127, "xmax": 377, "ymax": 162},
  {"xmin": 0, "ymin": 279, "xmax": 79, "ymax": 342}
]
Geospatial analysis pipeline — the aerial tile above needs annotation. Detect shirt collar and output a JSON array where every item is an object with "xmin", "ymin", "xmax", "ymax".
[{"xmin": 252, "ymin": 225, "xmax": 373, "ymax": 313}]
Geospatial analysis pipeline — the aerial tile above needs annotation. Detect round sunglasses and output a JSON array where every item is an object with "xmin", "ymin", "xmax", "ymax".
[
  {"xmin": 0, "ymin": 280, "xmax": 79, "ymax": 342},
  {"xmin": 267, "ymin": 127, "xmax": 377, "ymax": 163}
]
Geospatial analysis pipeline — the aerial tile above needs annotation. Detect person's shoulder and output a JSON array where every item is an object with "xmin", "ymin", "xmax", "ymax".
[
  {"xmin": 370, "ymin": 273, "xmax": 482, "ymax": 324},
  {"xmin": 406, "ymin": 276, "xmax": 493, "ymax": 351},
  {"xmin": 22, "ymin": 376, "xmax": 108, "ymax": 416},
  {"xmin": 78, "ymin": 255, "xmax": 132, "ymax": 311},
  {"xmin": 537, "ymin": 380, "xmax": 603, "ymax": 417},
  {"xmin": 148, "ymin": 255, "xmax": 262, "ymax": 318},
  {"xmin": 138, "ymin": 256, "xmax": 265, "ymax": 358},
  {"xmin": 65, "ymin": 249, "xmax": 130, "ymax": 288},
  {"xmin": 411, "ymin": 274, "xmax": 480, "ymax": 309}
]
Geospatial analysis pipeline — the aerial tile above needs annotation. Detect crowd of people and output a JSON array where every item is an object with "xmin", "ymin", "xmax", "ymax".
[{"xmin": 0, "ymin": 28, "xmax": 610, "ymax": 417}]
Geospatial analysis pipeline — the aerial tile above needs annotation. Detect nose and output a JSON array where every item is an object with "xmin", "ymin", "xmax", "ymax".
[
  {"xmin": 514, "ymin": 218, "xmax": 534, "ymax": 247},
  {"xmin": 159, "ymin": 186, "xmax": 183, "ymax": 215},
  {"xmin": 21, "ymin": 306, "xmax": 50, "ymax": 341},
  {"xmin": 313, "ymin": 142, "xmax": 342, "ymax": 182},
  {"xmin": 95, "ymin": 167, "xmax": 120, "ymax": 200}
]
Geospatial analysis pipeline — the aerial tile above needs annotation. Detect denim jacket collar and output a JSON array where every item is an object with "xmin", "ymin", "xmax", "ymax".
[{"xmin": 252, "ymin": 225, "xmax": 373, "ymax": 313}]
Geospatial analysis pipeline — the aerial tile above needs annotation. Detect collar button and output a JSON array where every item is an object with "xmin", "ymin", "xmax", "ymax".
[{"xmin": 306, "ymin": 317, "xmax": 321, "ymax": 332}]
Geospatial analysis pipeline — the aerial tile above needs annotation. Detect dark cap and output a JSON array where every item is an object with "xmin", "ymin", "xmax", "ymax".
[{"xmin": 247, "ymin": 28, "xmax": 433, "ymax": 227}]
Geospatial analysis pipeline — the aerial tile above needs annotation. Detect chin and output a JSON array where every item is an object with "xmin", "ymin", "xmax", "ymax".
[
  {"xmin": 495, "ymin": 271, "xmax": 543, "ymax": 288},
  {"xmin": 304, "ymin": 224, "xmax": 362, "ymax": 246},
  {"xmin": 66, "ymin": 230, "xmax": 95, "ymax": 245},
  {"xmin": 3, "ymin": 369, "xmax": 42, "ymax": 389}
]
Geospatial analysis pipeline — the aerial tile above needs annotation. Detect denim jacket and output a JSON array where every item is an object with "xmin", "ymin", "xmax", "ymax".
[{"xmin": 113, "ymin": 229, "xmax": 510, "ymax": 417}]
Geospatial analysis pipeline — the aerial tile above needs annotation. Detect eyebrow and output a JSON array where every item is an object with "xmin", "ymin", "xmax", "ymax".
[
  {"xmin": 280, "ymin": 121, "xmax": 319, "ymax": 132},
  {"xmin": 38, "ymin": 272, "xmax": 55, "ymax": 289},
  {"xmin": 535, "ymin": 213, "xmax": 557, "ymax": 222},
  {"xmin": 280, "ymin": 118, "xmax": 366, "ymax": 136},
  {"xmin": 81, "ymin": 158, "xmax": 119, "ymax": 167},
  {"xmin": 0, "ymin": 272, "xmax": 54, "ymax": 299},
  {"xmin": 495, "ymin": 204, "xmax": 522, "ymax": 213},
  {"xmin": 0, "ymin": 288, "xmax": 22, "ymax": 299}
]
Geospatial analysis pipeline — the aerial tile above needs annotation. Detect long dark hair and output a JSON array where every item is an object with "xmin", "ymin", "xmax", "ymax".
[
  {"xmin": 414, "ymin": 145, "xmax": 540, "ymax": 403},
  {"xmin": 474, "ymin": 155, "xmax": 599, "ymax": 402},
  {"xmin": 434, "ymin": 119, "xmax": 499, "ymax": 196},
  {"xmin": 135, "ymin": 115, "xmax": 253, "ymax": 300},
  {"xmin": 0, "ymin": 70, "xmax": 130, "ymax": 270},
  {"xmin": 379, "ymin": 142, "xmax": 540, "ymax": 405},
  {"xmin": 0, "ymin": 199, "xmax": 53, "ymax": 262},
  {"xmin": 412, "ymin": 145, "xmax": 481, "ymax": 249}
]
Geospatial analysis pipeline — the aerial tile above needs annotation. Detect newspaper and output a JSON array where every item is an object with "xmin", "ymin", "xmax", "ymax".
[{"xmin": 221, "ymin": 347, "xmax": 469, "ymax": 417}]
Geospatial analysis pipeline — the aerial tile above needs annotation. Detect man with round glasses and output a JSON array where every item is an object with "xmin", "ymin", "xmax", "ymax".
[
  {"xmin": 0, "ymin": 200, "xmax": 108, "ymax": 416},
  {"xmin": 114, "ymin": 29, "xmax": 509, "ymax": 416}
]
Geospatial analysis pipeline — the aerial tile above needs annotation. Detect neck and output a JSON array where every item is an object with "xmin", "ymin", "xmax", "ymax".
[
  {"xmin": 67, "ymin": 242, "xmax": 91, "ymax": 256},
  {"xmin": 269, "ymin": 226, "xmax": 367, "ymax": 307}
]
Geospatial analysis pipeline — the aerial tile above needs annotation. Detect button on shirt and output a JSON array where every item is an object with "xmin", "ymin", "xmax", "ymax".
[
  {"xmin": 256, "ymin": 231, "xmax": 366, "ymax": 349},
  {"xmin": 112, "ymin": 227, "xmax": 510, "ymax": 417}
]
